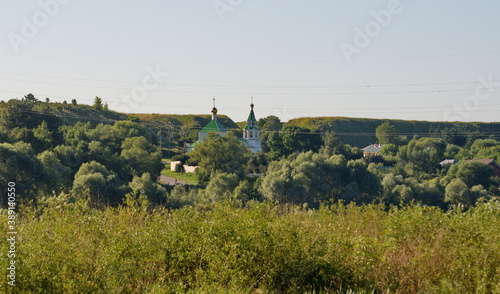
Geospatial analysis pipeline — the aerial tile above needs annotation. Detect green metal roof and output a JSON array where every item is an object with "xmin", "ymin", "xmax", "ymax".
[
  {"xmin": 200, "ymin": 120, "xmax": 227, "ymax": 132},
  {"xmin": 244, "ymin": 106, "xmax": 259, "ymax": 131}
]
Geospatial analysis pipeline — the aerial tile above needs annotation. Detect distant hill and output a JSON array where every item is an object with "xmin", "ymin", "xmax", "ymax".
[
  {"xmin": 0, "ymin": 99, "xmax": 240, "ymax": 131},
  {"xmin": 3, "ymin": 98, "xmax": 499, "ymax": 149},
  {"xmin": 131, "ymin": 113, "xmax": 240, "ymax": 131},
  {"xmin": 0, "ymin": 100, "xmax": 127, "ymax": 126},
  {"xmin": 286, "ymin": 117, "xmax": 500, "ymax": 147}
]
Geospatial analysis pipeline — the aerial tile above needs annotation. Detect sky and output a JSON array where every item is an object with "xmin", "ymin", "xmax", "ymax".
[{"xmin": 1, "ymin": 0, "xmax": 499, "ymax": 123}]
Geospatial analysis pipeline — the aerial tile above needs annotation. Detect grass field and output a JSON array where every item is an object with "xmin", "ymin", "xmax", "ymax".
[
  {"xmin": 3, "ymin": 201, "xmax": 500, "ymax": 293},
  {"xmin": 161, "ymin": 168, "xmax": 199, "ymax": 185}
]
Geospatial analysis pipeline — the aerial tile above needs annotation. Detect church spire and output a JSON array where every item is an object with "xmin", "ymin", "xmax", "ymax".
[
  {"xmin": 244, "ymin": 98, "xmax": 258, "ymax": 132},
  {"xmin": 243, "ymin": 98, "xmax": 262, "ymax": 152},
  {"xmin": 211, "ymin": 96, "xmax": 218, "ymax": 121}
]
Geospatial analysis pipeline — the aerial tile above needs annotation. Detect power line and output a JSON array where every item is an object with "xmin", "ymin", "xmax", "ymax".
[
  {"xmin": 2, "ymin": 50, "xmax": 500, "ymax": 64},
  {"xmin": 0, "ymin": 77, "xmax": 487, "ymax": 95},
  {"xmin": 0, "ymin": 70, "xmax": 498, "ymax": 89},
  {"xmin": 2, "ymin": 92, "xmax": 500, "ymax": 116}
]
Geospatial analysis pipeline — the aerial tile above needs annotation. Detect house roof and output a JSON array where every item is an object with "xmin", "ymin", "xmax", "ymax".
[
  {"xmin": 440, "ymin": 159, "xmax": 458, "ymax": 166},
  {"xmin": 466, "ymin": 159, "xmax": 500, "ymax": 169},
  {"xmin": 362, "ymin": 144, "xmax": 385, "ymax": 153},
  {"xmin": 200, "ymin": 120, "xmax": 227, "ymax": 133},
  {"xmin": 466, "ymin": 159, "xmax": 500, "ymax": 177}
]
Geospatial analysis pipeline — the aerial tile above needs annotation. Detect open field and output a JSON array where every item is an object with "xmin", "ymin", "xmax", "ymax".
[{"xmin": 2, "ymin": 201, "xmax": 499, "ymax": 293}]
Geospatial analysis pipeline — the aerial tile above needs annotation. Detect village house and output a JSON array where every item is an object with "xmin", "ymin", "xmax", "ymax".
[
  {"xmin": 466, "ymin": 159, "xmax": 500, "ymax": 177},
  {"xmin": 362, "ymin": 144, "xmax": 386, "ymax": 157}
]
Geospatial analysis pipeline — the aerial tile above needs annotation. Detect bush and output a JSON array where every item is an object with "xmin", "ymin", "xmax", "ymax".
[
  {"xmin": 4, "ymin": 201, "xmax": 500, "ymax": 293},
  {"xmin": 174, "ymin": 162, "xmax": 185, "ymax": 173}
]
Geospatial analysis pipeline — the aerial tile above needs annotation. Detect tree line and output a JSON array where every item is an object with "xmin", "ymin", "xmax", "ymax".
[{"xmin": 1, "ymin": 94, "xmax": 499, "ymax": 209}]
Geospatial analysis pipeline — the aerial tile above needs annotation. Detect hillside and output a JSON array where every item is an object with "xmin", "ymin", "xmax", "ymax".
[
  {"xmin": 131, "ymin": 113, "xmax": 240, "ymax": 131},
  {"xmin": 0, "ymin": 100, "xmax": 240, "ymax": 130},
  {"xmin": 286, "ymin": 117, "xmax": 500, "ymax": 147},
  {"xmin": 2, "ymin": 97, "xmax": 499, "ymax": 149}
]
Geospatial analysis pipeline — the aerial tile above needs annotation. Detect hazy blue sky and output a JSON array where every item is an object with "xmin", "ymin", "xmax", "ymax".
[{"xmin": 1, "ymin": 1, "xmax": 499, "ymax": 122}]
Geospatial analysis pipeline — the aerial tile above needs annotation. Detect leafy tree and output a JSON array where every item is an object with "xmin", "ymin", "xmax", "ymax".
[
  {"xmin": 53, "ymin": 144, "xmax": 83, "ymax": 168},
  {"xmin": 120, "ymin": 136, "xmax": 163, "ymax": 178},
  {"xmin": 258, "ymin": 115, "xmax": 282, "ymax": 131},
  {"xmin": 346, "ymin": 159, "xmax": 380, "ymax": 202},
  {"xmin": 93, "ymin": 96, "xmax": 104, "ymax": 111},
  {"xmin": 189, "ymin": 132, "xmax": 250, "ymax": 183},
  {"xmin": 443, "ymin": 144, "xmax": 462, "ymax": 159},
  {"xmin": 86, "ymin": 140, "xmax": 124, "ymax": 176},
  {"xmin": 1, "ymin": 97, "xmax": 60, "ymax": 130},
  {"xmin": 60, "ymin": 122, "xmax": 91, "ymax": 147},
  {"xmin": 233, "ymin": 180, "xmax": 255, "ymax": 203},
  {"xmin": 246, "ymin": 151, "xmax": 269, "ymax": 174},
  {"xmin": 22, "ymin": 93, "xmax": 38, "ymax": 103},
  {"xmin": 71, "ymin": 99, "xmax": 77, "ymax": 106},
  {"xmin": 37, "ymin": 150, "xmax": 72, "ymax": 195},
  {"xmin": 399, "ymin": 137, "xmax": 446, "ymax": 174},
  {"xmin": 114, "ymin": 120, "xmax": 153, "ymax": 143},
  {"xmin": 447, "ymin": 161, "xmax": 494, "ymax": 188},
  {"xmin": 264, "ymin": 125, "xmax": 321, "ymax": 160},
  {"xmin": 87, "ymin": 124, "xmax": 120, "ymax": 152},
  {"xmin": 436, "ymin": 127, "xmax": 469, "ymax": 146},
  {"xmin": 320, "ymin": 131, "xmax": 363, "ymax": 160},
  {"xmin": 259, "ymin": 152, "xmax": 374, "ymax": 206},
  {"xmin": 0, "ymin": 142, "xmax": 45, "ymax": 205},
  {"xmin": 175, "ymin": 162, "xmax": 185, "ymax": 173},
  {"xmin": 281, "ymin": 125, "xmax": 321, "ymax": 155},
  {"xmin": 458, "ymin": 139, "xmax": 500, "ymax": 161},
  {"xmin": 392, "ymin": 184, "xmax": 415, "ymax": 205},
  {"xmin": 203, "ymin": 173, "xmax": 241, "ymax": 202},
  {"xmin": 475, "ymin": 146, "xmax": 500, "ymax": 161},
  {"xmin": 33, "ymin": 121, "xmax": 54, "ymax": 150},
  {"xmin": 445, "ymin": 178, "xmax": 470, "ymax": 205},
  {"xmin": 72, "ymin": 161, "xmax": 124, "ymax": 205},
  {"xmin": 470, "ymin": 185, "xmax": 488, "ymax": 203},
  {"xmin": 376, "ymin": 122, "xmax": 398, "ymax": 144},
  {"xmin": 166, "ymin": 185, "xmax": 199, "ymax": 209},
  {"xmin": 262, "ymin": 131, "xmax": 285, "ymax": 159},
  {"xmin": 129, "ymin": 173, "xmax": 166, "ymax": 204},
  {"xmin": 380, "ymin": 144, "xmax": 398, "ymax": 156}
]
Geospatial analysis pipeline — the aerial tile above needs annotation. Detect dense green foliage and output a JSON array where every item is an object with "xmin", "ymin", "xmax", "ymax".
[
  {"xmin": 2, "ymin": 94, "xmax": 500, "ymax": 292},
  {"xmin": 2, "ymin": 201, "xmax": 500, "ymax": 293},
  {"xmin": 189, "ymin": 132, "xmax": 250, "ymax": 183},
  {"xmin": 0, "ymin": 95, "xmax": 163, "ymax": 207},
  {"xmin": 2, "ymin": 95, "xmax": 499, "ymax": 209},
  {"xmin": 286, "ymin": 117, "xmax": 500, "ymax": 147}
]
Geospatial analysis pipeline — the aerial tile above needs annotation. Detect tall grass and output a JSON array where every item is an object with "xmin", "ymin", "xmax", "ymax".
[{"xmin": 1, "ymin": 199, "xmax": 499, "ymax": 293}]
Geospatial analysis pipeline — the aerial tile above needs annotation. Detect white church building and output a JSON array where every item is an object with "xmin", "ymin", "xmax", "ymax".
[{"xmin": 187, "ymin": 100, "xmax": 262, "ymax": 153}]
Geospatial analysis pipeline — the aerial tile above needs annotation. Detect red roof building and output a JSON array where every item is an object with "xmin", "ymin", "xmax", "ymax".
[{"xmin": 466, "ymin": 159, "xmax": 500, "ymax": 177}]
